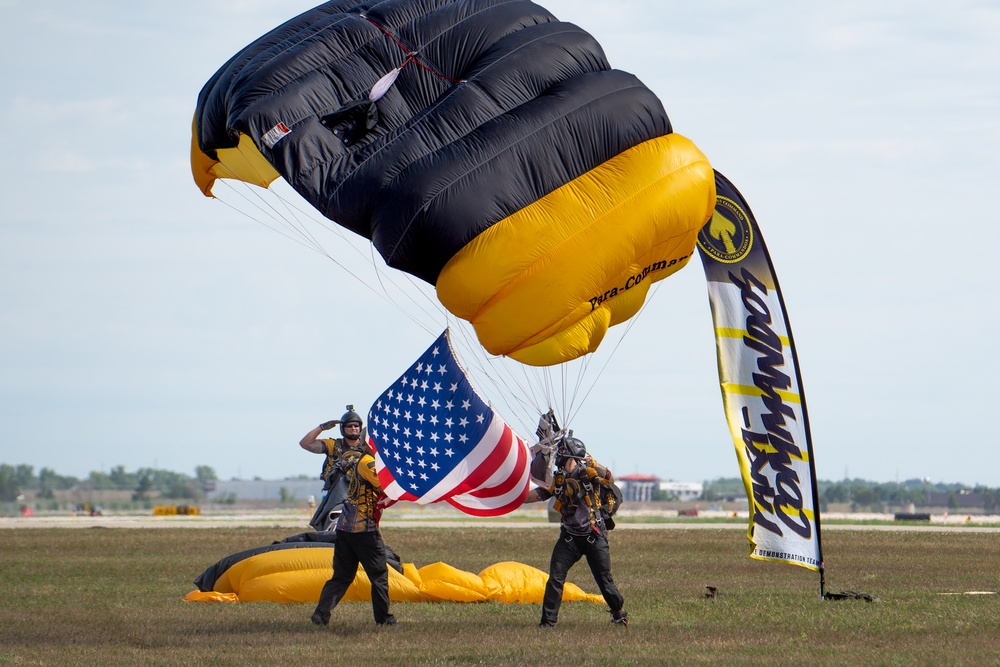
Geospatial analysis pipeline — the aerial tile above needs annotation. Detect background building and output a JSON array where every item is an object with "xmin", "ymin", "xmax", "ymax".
[
  {"xmin": 617, "ymin": 473, "xmax": 660, "ymax": 502},
  {"xmin": 659, "ymin": 480, "xmax": 703, "ymax": 502}
]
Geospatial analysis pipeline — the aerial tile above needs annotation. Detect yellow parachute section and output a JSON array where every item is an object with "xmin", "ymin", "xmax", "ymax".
[
  {"xmin": 437, "ymin": 134, "xmax": 715, "ymax": 366},
  {"xmin": 183, "ymin": 546, "xmax": 602, "ymax": 605},
  {"xmin": 190, "ymin": 120, "xmax": 279, "ymax": 197}
]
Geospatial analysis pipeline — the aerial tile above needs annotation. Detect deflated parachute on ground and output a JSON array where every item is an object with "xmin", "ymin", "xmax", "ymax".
[
  {"xmin": 192, "ymin": 0, "xmax": 716, "ymax": 366},
  {"xmin": 184, "ymin": 534, "xmax": 603, "ymax": 604}
]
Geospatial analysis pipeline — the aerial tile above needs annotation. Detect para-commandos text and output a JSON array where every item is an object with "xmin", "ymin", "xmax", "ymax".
[{"xmin": 587, "ymin": 255, "xmax": 689, "ymax": 311}]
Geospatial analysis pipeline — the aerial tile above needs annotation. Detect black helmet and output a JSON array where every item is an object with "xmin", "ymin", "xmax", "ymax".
[
  {"xmin": 557, "ymin": 433, "xmax": 587, "ymax": 462},
  {"xmin": 340, "ymin": 405, "xmax": 363, "ymax": 438}
]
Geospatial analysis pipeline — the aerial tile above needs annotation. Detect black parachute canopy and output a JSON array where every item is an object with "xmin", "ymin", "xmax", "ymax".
[{"xmin": 194, "ymin": 0, "xmax": 670, "ymax": 284}]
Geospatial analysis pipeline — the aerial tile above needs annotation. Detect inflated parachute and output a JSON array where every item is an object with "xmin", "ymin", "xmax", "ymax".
[{"xmin": 192, "ymin": 0, "xmax": 715, "ymax": 367}]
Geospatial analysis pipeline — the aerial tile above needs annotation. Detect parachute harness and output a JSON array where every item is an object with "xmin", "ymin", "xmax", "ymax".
[{"xmin": 551, "ymin": 465, "xmax": 605, "ymax": 535}]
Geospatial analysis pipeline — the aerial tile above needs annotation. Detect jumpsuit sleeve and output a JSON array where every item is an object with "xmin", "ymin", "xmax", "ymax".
[
  {"xmin": 589, "ymin": 460, "xmax": 614, "ymax": 486},
  {"xmin": 356, "ymin": 453, "xmax": 383, "ymax": 493}
]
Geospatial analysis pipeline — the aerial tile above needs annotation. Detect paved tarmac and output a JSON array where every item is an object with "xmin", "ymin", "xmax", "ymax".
[{"xmin": 3, "ymin": 511, "xmax": 999, "ymax": 531}]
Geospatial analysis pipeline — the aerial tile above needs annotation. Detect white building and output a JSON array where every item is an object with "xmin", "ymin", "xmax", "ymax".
[{"xmin": 658, "ymin": 480, "xmax": 703, "ymax": 502}]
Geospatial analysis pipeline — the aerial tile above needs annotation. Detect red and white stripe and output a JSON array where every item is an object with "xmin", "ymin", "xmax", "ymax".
[{"xmin": 374, "ymin": 415, "xmax": 530, "ymax": 515}]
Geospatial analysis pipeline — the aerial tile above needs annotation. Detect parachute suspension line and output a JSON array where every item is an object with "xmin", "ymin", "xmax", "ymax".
[
  {"xmin": 446, "ymin": 321, "xmax": 540, "ymax": 423},
  {"xmin": 437, "ymin": 321, "xmax": 551, "ymax": 438},
  {"xmin": 363, "ymin": 243, "xmax": 447, "ymax": 338},
  {"xmin": 302, "ymin": 227, "xmax": 440, "ymax": 334},
  {"xmin": 228, "ymin": 156, "xmax": 443, "ymax": 340},
  {"xmin": 252, "ymin": 179, "xmax": 446, "ymax": 335},
  {"xmin": 561, "ymin": 358, "xmax": 592, "ymax": 432},
  {"xmin": 232, "ymin": 142, "xmax": 332, "ymax": 256},
  {"xmin": 209, "ymin": 143, "xmax": 331, "ymax": 256},
  {"xmin": 214, "ymin": 176, "xmax": 433, "ymax": 332},
  {"xmin": 213, "ymin": 180, "xmax": 326, "ymax": 254},
  {"xmin": 361, "ymin": 14, "xmax": 464, "ymax": 85},
  {"xmin": 565, "ymin": 282, "xmax": 665, "ymax": 428}
]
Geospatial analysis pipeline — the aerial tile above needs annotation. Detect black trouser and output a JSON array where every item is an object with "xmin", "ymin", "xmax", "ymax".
[
  {"xmin": 541, "ymin": 528, "xmax": 624, "ymax": 624},
  {"xmin": 314, "ymin": 529, "xmax": 393, "ymax": 624}
]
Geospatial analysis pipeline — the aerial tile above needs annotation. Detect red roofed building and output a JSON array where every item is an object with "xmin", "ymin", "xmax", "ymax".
[{"xmin": 617, "ymin": 473, "xmax": 660, "ymax": 502}]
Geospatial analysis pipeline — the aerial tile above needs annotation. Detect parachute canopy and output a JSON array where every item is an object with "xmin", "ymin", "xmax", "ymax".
[
  {"xmin": 184, "ymin": 536, "xmax": 603, "ymax": 605},
  {"xmin": 192, "ymin": 0, "xmax": 716, "ymax": 366}
]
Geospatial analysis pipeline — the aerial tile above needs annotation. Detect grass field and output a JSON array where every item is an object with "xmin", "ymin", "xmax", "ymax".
[{"xmin": 2, "ymin": 525, "xmax": 998, "ymax": 666}]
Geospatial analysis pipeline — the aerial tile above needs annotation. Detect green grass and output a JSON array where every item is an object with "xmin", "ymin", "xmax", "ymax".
[{"xmin": 1, "ymin": 526, "xmax": 999, "ymax": 665}]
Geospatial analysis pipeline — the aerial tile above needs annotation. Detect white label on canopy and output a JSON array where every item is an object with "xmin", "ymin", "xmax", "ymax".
[{"xmin": 262, "ymin": 122, "xmax": 292, "ymax": 148}]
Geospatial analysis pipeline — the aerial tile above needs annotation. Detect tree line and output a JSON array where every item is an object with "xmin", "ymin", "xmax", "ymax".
[
  {"xmin": 0, "ymin": 463, "xmax": 221, "ymax": 503},
  {"xmin": 701, "ymin": 477, "xmax": 1000, "ymax": 513},
  {"xmin": 4, "ymin": 464, "xmax": 1000, "ymax": 513}
]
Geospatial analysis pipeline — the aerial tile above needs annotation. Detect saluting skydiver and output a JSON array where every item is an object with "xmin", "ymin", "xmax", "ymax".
[
  {"xmin": 303, "ymin": 407, "xmax": 397, "ymax": 627},
  {"xmin": 299, "ymin": 407, "xmax": 357, "ymax": 530},
  {"xmin": 523, "ymin": 430, "xmax": 628, "ymax": 628}
]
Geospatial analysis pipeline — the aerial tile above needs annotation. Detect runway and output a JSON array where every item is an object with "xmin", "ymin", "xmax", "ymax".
[{"xmin": 3, "ymin": 511, "xmax": 999, "ymax": 532}]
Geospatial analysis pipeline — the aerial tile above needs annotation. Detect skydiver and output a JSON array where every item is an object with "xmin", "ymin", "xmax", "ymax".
[
  {"xmin": 304, "ymin": 407, "xmax": 397, "ymax": 627},
  {"xmin": 300, "ymin": 405, "xmax": 362, "ymax": 531},
  {"xmin": 523, "ymin": 432, "xmax": 628, "ymax": 628}
]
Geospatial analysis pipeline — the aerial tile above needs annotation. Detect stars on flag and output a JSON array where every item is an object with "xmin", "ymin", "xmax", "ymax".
[{"xmin": 369, "ymin": 335, "xmax": 492, "ymax": 495}]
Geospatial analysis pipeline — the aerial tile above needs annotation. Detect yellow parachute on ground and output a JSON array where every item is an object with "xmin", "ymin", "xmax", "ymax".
[{"xmin": 184, "ymin": 542, "xmax": 602, "ymax": 605}]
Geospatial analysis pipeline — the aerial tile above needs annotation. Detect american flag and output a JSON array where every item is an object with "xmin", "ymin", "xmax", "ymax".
[{"xmin": 368, "ymin": 330, "xmax": 531, "ymax": 516}]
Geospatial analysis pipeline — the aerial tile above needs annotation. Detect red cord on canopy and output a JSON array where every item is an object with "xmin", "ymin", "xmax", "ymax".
[{"xmin": 363, "ymin": 14, "xmax": 464, "ymax": 84}]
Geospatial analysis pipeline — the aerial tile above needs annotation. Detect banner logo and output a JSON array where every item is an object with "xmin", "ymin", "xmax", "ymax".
[{"xmin": 696, "ymin": 196, "xmax": 753, "ymax": 263}]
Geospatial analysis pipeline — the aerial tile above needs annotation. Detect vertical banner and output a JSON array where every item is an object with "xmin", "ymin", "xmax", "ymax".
[{"xmin": 696, "ymin": 171, "xmax": 823, "ymax": 572}]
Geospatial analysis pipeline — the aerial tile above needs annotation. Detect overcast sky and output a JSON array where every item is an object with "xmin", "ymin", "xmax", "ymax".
[{"xmin": 2, "ymin": 1, "xmax": 998, "ymax": 488}]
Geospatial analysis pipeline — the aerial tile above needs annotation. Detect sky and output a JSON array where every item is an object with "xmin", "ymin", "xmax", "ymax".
[{"xmin": 2, "ymin": 1, "xmax": 998, "ymax": 487}]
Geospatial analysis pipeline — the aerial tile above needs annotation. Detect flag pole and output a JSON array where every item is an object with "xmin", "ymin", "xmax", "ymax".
[{"xmin": 763, "ymin": 200, "xmax": 826, "ymax": 600}]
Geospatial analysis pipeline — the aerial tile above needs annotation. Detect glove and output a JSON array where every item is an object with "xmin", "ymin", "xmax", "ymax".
[
  {"xmin": 319, "ymin": 420, "xmax": 341, "ymax": 431},
  {"xmin": 536, "ymin": 409, "xmax": 559, "ymax": 441}
]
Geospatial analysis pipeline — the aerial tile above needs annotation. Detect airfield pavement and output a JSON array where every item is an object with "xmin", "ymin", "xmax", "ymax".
[{"xmin": 3, "ymin": 506, "xmax": 999, "ymax": 531}]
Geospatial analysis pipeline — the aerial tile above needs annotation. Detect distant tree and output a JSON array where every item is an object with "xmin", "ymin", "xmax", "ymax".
[
  {"xmin": 85, "ymin": 471, "xmax": 116, "ymax": 491},
  {"xmin": 15, "ymin": 465, "xmax": 35, "ymax": 490},
  {"xmin": 822, "ymin": 482, "xmax": 850, "ymax": 504},
  {"xmin": 985, "ymin": 489, "xmax": 1000, "ymax": 514},
  {"xmin": 195, "ymin": 466, "xmax": 218, "ymax": 484},
  {"xmin": 163, "ymin": 477, "xmax": 203, "ymax": 500},
  {"xmin": 109, "ymin": 465, "xmax": 137, "ymax": 490},
  {"xmin": 0, "ymin": 464, "xmax": 20, "ymax": 501},
  {"xmin": 37, "ymin": 467, "xmax": 77, "ymax": 498},
  {"xmin": 947, "ymin": 492, "xmax": 959, "ymax": 510},
  {"xmin": 850, "ymin": 487, "xmax": 876, "ymax": 511},
  {"xmin": 701, "ymin": 478, "xmax": 744, "ymax": 501},
  {"xmin": 136, "ymin": 468, "xmax": 196, "ymax": 496},
  {"xmin": 133, "ymin": 473, "xmax": 153, "ymax": 501},
  {"xmin": 37, "ymin": 468, "xmax": 54, "ymax": 499},
  {"xmin": 279, "ymin": 487, "xmax": 294, "ymax": 503},
  {"xmin": 651, "ymin": 487, "xmax": 675, "ymax": 502}
]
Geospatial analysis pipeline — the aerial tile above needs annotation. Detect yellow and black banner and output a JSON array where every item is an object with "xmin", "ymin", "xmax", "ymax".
[{"xmin": 696, "ymin": 171, "xmax": 823, "ymax": 572}]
